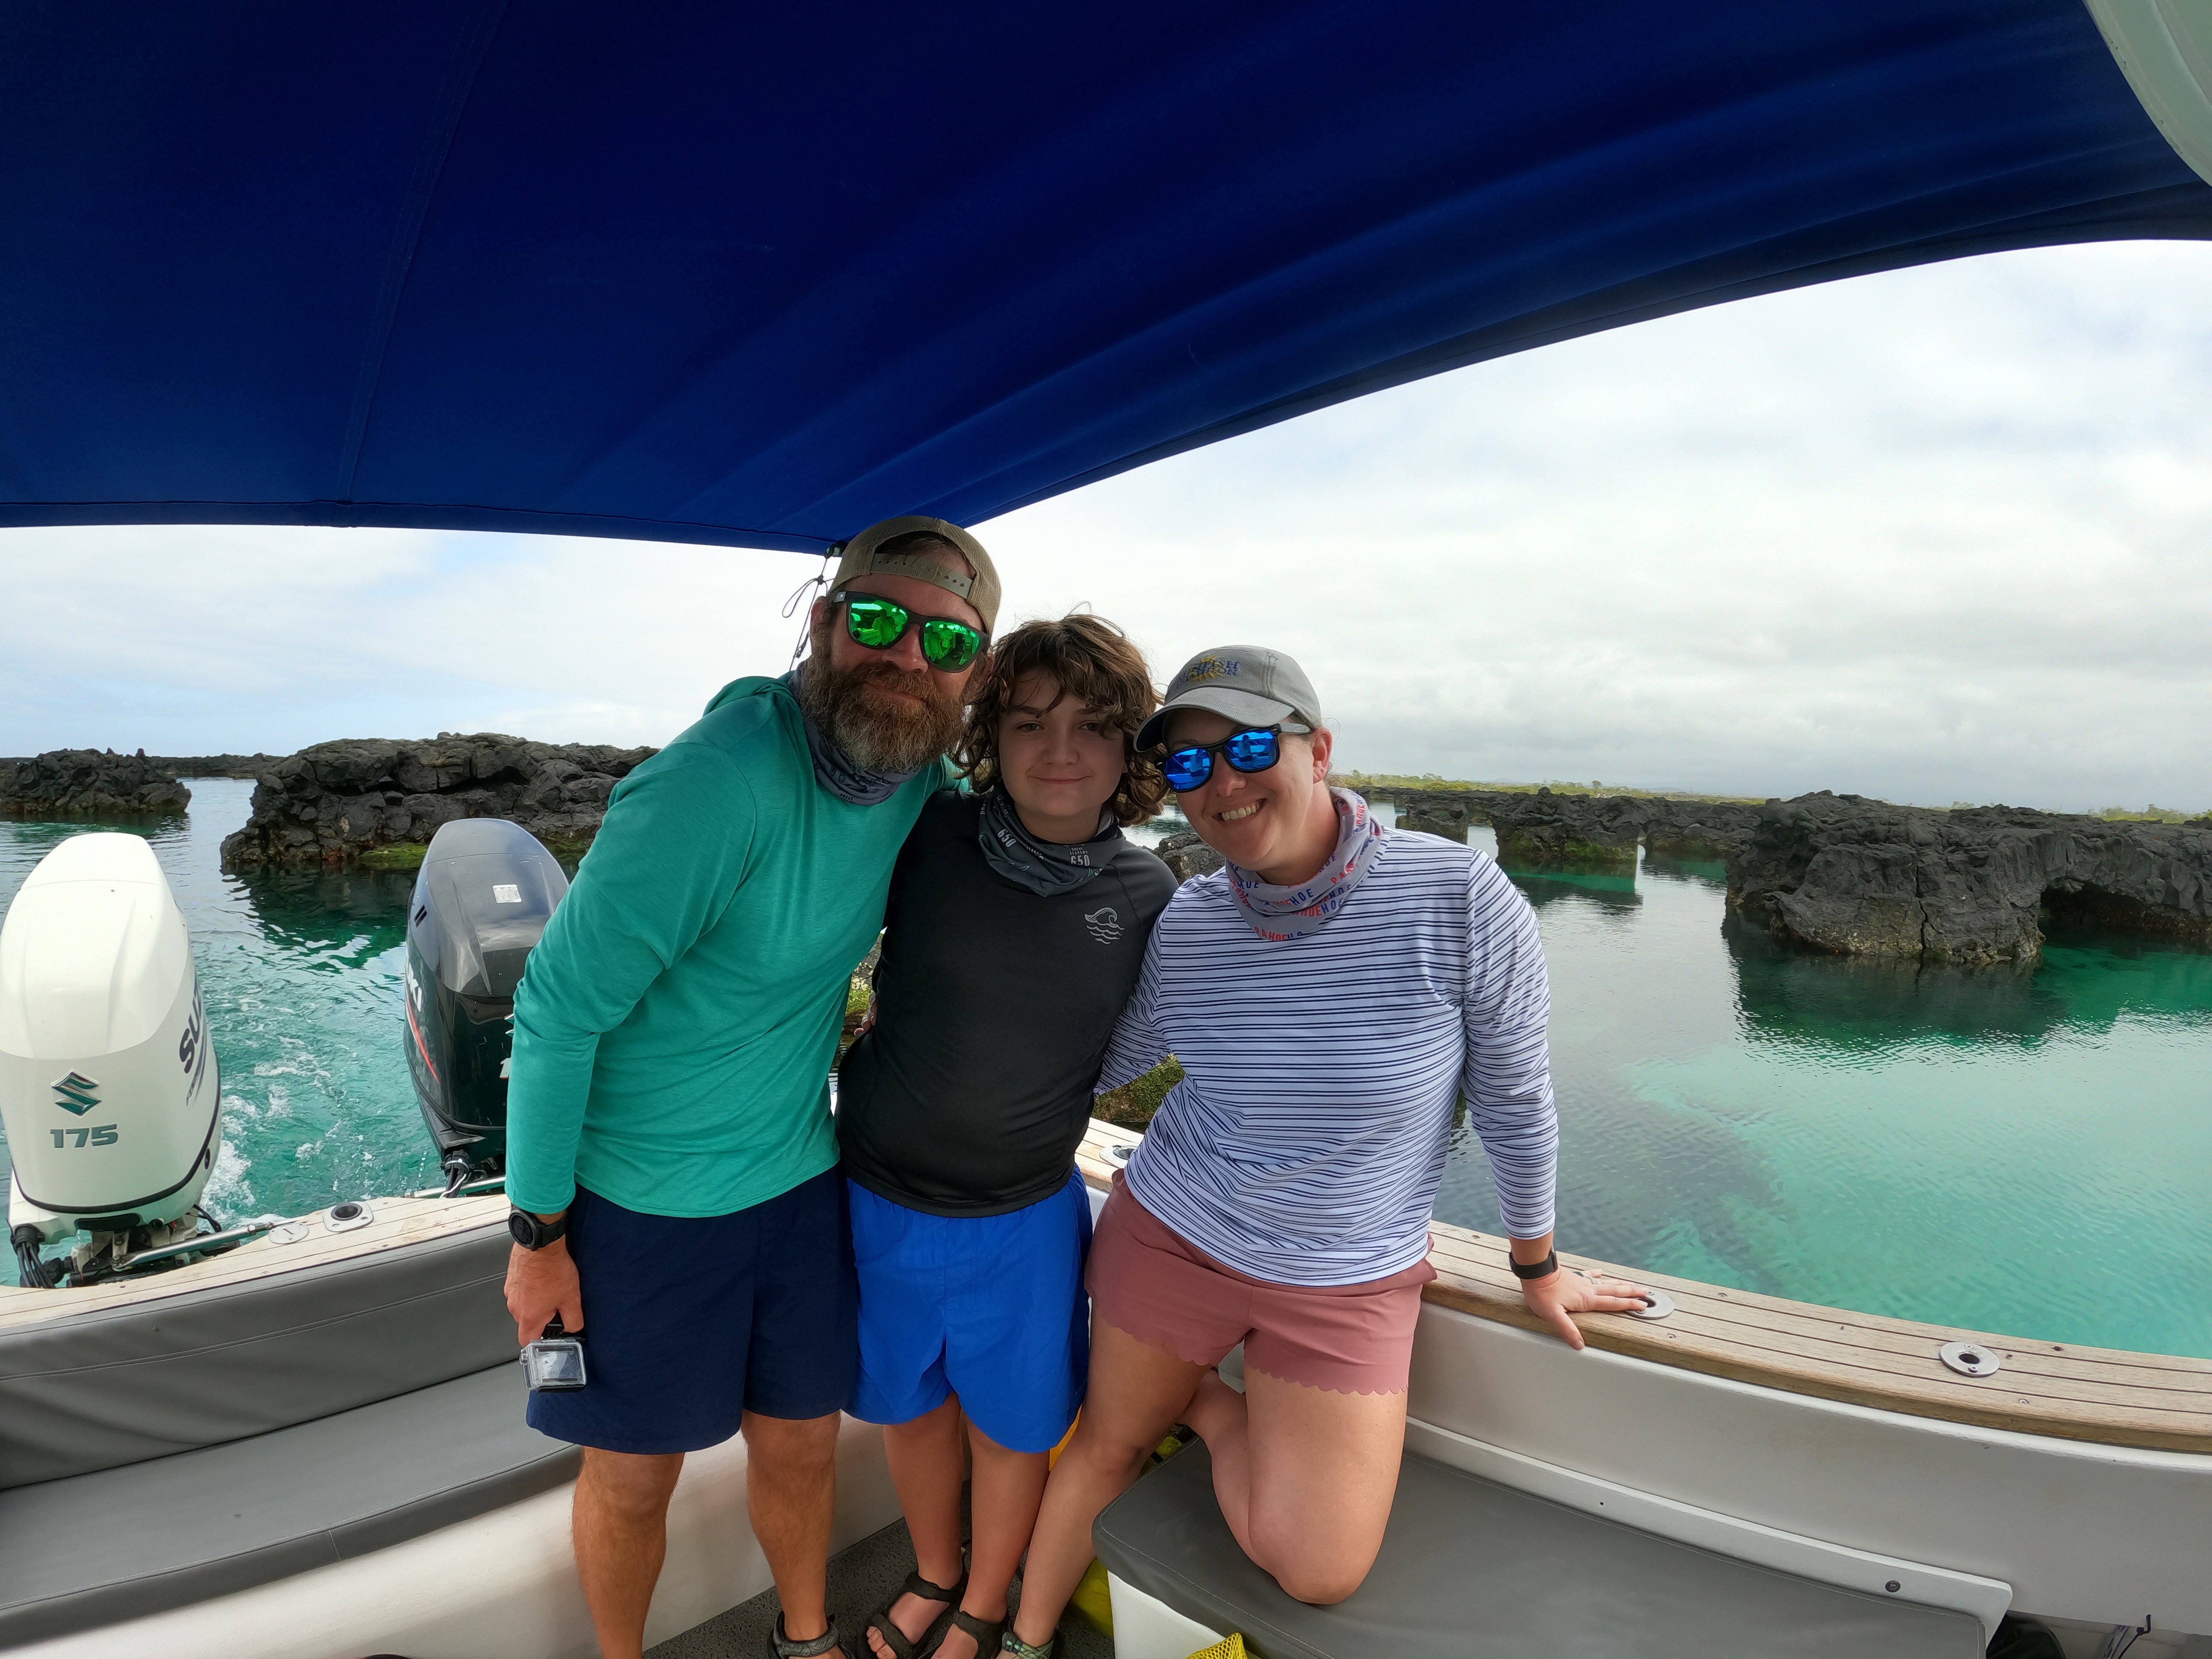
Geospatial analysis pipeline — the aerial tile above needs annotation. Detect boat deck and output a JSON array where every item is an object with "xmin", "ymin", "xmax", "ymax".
[
  {"xmin": 8, "ymin": 1132, "xmax": 2207, "ymax": 1458},
  {"xmin": 1074, "ymin": 1123, "xmax": 2212, "ymax": 1456}
]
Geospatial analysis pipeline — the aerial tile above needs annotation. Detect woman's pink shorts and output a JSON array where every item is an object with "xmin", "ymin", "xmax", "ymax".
[{"xmin": 1084, "ymin": 1176, "xmax": 1436, "ymax": 1396}]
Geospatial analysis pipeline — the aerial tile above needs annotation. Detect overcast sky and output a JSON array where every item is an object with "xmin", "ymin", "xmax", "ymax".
[{"xmin": 3, "ymin": 239, "xmax": 2208, "ymax": 812}]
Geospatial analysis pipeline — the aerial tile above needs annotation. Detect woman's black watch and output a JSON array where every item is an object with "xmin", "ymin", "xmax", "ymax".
[
  {"xmin": 508, "ymin": 1208, "xmax": 569, "ymax": 1250},
  {"xmin": 1509, "ymin": 1249, "xmax": 1557, "ymax": 1280}
]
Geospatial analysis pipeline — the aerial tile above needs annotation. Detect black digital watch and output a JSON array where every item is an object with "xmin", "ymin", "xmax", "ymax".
[
  {"xmin": 508, "ymin": 1208, "xmax": 569, "ymax": 1250},
  {"xmin": 1508, "ymin": 1249, "xmax": 1558, "ymax": 1280}
]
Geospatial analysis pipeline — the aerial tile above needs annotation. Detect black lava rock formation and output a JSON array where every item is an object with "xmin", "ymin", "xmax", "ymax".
[
  {"xmin": 219, "ymin": 734, "xmax": 655, "ymax": 870},
  {"xmin": 1483, "ymin": 789, "xmax": 1649, "ymax": 867},
  {"xmin": 143, "ymin": 753, "xmax": 282, "ymax": 778},
  {"xmin": 1155, "ymin": 830, "xmax": 1226, "ymax": 885},
  {"xmin": 1373, "ymin": 786, "xmax": 1761, "ymax": 867},
  {"xmin": 1, "ymin": 750, "xmax": 192, "ymax": 816},
  {"xmin": 1636, "ymin": 799, "xmax": 1769, "ymax": 862},
  {"xmin": 1726, "ymin": 793, "xmax": 2212, "ymax": 964},
  {"xmin": 1483, "ymin": 789, "xmax": 1765, "ymax": 867},
  {"xmin": 1388, "ymin": 790, "xmax": 1479, "ymax": 841}
]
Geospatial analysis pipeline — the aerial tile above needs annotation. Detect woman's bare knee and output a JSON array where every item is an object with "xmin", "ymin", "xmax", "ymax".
[
  {"xmin": 1248, "ymin": 1512, "xmax": 1380, "ymax": 1606},
  {"xmin": 1065, "ymin": 1421, "xmax": 1155, "ymax": 1484},
  {"xmin": 1265, "ymin": 1557, "xmax": 1371, "ymax": 1607}
]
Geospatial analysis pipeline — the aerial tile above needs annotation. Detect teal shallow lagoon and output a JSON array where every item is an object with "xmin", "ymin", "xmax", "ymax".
[
  {"xmin": 4, "ymin": 790, "xmax": 2208, "ymax": 1359},
  {"xmin": 1435, "ymin": 835, "xmax": 2212, "ymax": 1360},
  {"xmin": 0, "ymin": 780, "xmax": 434, "ymax": 1253}
]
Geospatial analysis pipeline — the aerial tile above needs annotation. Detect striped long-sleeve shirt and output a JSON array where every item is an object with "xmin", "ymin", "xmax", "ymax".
[{"xmin": 1099, "ymin": 829, "xmax": 1557, "ymax": 1286}]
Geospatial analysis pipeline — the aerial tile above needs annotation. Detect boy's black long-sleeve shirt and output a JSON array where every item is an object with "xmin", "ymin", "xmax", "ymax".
[{"xmin": 836, "ymin": 789, "xmax": 1176, "ymax": 1217}]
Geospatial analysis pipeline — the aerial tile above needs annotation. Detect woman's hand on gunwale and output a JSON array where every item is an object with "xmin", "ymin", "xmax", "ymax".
[{"xmin": 1521, "ymin": 1267, "xmax": 1652, "ymax": 1351}]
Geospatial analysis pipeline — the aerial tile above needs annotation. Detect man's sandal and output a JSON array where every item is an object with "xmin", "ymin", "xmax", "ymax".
[
  {"xmin": 768, "ymin": 1613, "xmax": 848, "ymax": 1659},
  {"xmin": 998, "ymin": 1634, "xmax": 1056, "ymax": 1659},
  {"xmin": 864, "ymin": 1571, "xmax": 966, "ymax": 1659}
]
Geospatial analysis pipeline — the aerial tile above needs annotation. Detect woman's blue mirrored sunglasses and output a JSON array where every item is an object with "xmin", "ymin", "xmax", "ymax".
[{"xmin": 1162, "ymin": 728, "xmax": 1282, "ymax": 792}]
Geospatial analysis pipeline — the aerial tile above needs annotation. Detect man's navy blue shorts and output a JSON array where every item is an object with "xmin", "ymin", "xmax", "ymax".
[{"xmin": 527, "ymin": 1167, "xmax": 857, "ymax": 1455}]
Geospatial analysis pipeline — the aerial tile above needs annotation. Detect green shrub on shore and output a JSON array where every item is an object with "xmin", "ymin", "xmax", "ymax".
[
  {"xmin": 2096, "ymin": 804, "xmax": 2205, "ymax": 823},
  {"xmin": 839, "ymin": 972, "xmax": 873, "ymax": 1057},
  {"xmin": 1095, "ymin": 1057, "xmax": 1183, "ymax": 1129}
]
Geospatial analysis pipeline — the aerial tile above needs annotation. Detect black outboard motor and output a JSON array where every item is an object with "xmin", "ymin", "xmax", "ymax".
[{"xmin": 403, "ymin": 818, "xmax": 569, "ymax": 1192}]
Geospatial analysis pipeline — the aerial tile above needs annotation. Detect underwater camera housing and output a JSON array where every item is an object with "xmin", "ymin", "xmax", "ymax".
[
  {"xmin": 0, "ymin": 833, "xmax": 221, "ymax": 1285},
  {"xmin": 403, "ymin": 818, "xmax": 569, "ymax": 1191}
]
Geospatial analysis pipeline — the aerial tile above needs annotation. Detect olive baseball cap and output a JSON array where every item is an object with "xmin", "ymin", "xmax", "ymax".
[
  {"xmin": 830, "ymin": 515, "xmax": 1001, "ymax": 634},
  {"xmin": 1137, "ymin": 645, "xmax": 1323, "ymax": 751}
]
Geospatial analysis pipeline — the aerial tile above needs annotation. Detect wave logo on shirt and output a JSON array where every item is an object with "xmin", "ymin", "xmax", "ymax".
[{"xmin": 1083, "ymin": 906, "xmax": 1123, "ymax": 943}]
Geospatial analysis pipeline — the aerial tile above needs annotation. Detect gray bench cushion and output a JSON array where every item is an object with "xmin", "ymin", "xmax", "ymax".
[
  {"xmin": 1093, "ymin": 1443, "xmax": 1982, "ymax": 1659},
  {"xmin": 0, "ymin": 1222, "xmax": 513, "ymax": 1486},
  {"xmin": 0, "ymin": 1361, "xmax": 579, "ymax": 1648}
]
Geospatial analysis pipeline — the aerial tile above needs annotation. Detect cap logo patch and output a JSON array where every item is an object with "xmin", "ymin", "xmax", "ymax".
[
  {"xmin": 866, "ymin": 551, "xmax": 974, "ymax": 597},
  {"xmin": 1184, "ymin": 655, "xmax": 1241, "ymax": 685}
]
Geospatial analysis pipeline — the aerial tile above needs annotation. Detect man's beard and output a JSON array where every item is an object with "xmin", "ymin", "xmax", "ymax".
[{"xmin": 800, "ymin": 638, "xmax": 966, "ymax": 774}]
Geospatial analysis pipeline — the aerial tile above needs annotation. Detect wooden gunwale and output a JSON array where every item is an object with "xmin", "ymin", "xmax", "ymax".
[
  {"xmin": 0, "ymin": 1191, "xmax": 508, "ymax": 1332},
  {"xmin": 1074, "ymin": 1121, "xmax": 2212, "ymax": 1457},
  {"xmin": 1420, "ymin": 1234, "xmax": 2211, "ymax": 1400},
  {"xmin": 1427, "ymin": 1228, "xmax": 2206, "ymax": 1381}
]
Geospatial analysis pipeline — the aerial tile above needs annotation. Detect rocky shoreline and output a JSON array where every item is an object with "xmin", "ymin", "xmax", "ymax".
[
  {"xmin": 1369, "ymin": 785, "xmax": 1760, "ymax": 866},
  {"xmin": 10, "ymin": 743, "xmax": 2208, "ymax": 966},
  {"xmin": 1362, "ymin": 782, "xmax": 2212, "ymax": 964},
  {"xmin": 1154, "ymin": 830, "xmax": 1225, "ymax": 885},
  {"xmin": 146, "ymin": 753, "xmax": 281, "ymax": 778},
  {"xmin": 1726, "ymin": 793, "xmax": 2212, "ymax": 965},
  {"xmin": 219, "ymin": 735, "xmax": 655, "ymax": 870},
  {"xmin": 0, "ymin": 751, "xmax": 192, "ymax": 816}
]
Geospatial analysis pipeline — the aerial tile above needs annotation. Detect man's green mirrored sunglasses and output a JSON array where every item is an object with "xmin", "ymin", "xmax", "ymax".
[{"xmin": 832, "ymin": 588, "xmax": 987, "ymax": 671}]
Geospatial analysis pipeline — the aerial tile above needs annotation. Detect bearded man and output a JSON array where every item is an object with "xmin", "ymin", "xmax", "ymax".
[{"xmin": 504, "ymin": 517, "xmax": 999, "ymax": 1659}]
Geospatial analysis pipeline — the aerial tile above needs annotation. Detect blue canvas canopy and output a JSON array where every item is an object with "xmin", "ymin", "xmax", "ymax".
[{"xmin": 1, "ymin": 1, "xmax": 2206, "ymax": 553}]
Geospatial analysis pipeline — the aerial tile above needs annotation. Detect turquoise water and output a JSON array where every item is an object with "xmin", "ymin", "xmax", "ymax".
[
  {"xmin": 1433, "ymin": 835, "xmax": 2212, "ymax": 1360},
  {"xmin": 3, "ymin": 791, "xmax": 2209, "ymax": 1359},
  {"xmin": 0, "ymin": 780, "xmax": 435, "ymax": 1255}
]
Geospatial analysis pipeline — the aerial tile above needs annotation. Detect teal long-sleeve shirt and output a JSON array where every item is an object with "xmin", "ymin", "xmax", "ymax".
[{"xmin": 505, "ymin": 674, "xmax": 949, "ymax": 1218}]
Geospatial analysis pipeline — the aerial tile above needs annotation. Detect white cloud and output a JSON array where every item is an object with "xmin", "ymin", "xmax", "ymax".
[
  {"xmin": 2, "ymin": 239, "xmax": 2209, "ymax": 811},
  {"xmin": 0, "ymin": 524, "xmax": 824, "ymax": 757},
  {"xmin": 983, "ymin": 239, "xmax": 2212, "ymax": 811}
]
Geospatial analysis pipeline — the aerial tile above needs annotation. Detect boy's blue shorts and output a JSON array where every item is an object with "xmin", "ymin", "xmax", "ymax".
[
  {"xmin": 527, "ymin": 1167, "xmax": 856, "ymax": 1455},
  {"xmin": 846, "ymin": 1167, "xmax": 1092, "ymax": 1454}
]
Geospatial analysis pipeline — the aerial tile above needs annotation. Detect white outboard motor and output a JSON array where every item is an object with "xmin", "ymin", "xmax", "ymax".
[{"xmin": 1, "ymin": 832, "xmax": 220, "ymax": 1285}]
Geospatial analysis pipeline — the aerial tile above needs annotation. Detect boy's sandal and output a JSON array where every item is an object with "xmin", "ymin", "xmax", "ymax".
[
  {"xmin": 768, "ymin": 1613, "xmax": 849, "ymax": 1659},
  {"xmin": 938, "ymin": 1610, "xmax": 1004, "ymax": 1659},
  {"xmin": 999, "ymin": 1634, "xmax": 1057, "ymax": 1659},
  {"xmin": 864, "ymin": 1571, "xmax": 966, "ymax": 1659}
]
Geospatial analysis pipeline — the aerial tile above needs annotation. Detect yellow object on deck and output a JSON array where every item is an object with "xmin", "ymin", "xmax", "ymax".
[
  {"xmin": 1067, "ymin": 1559, "xmax": 1115, "ymax": 1634},
  {"xmin": 1185, "ymin": 1635, "xmax": 1247, "ymax": 1659},
  {"xmin": 1050, "ymin": 1410, "xmax": 1200, "ymax": 1638}
]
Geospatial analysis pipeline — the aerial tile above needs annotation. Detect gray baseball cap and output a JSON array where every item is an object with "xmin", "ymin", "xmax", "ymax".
[{"xmin": 1137, "ymin": 644, "xmax": 1324, "ymax": 751}]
